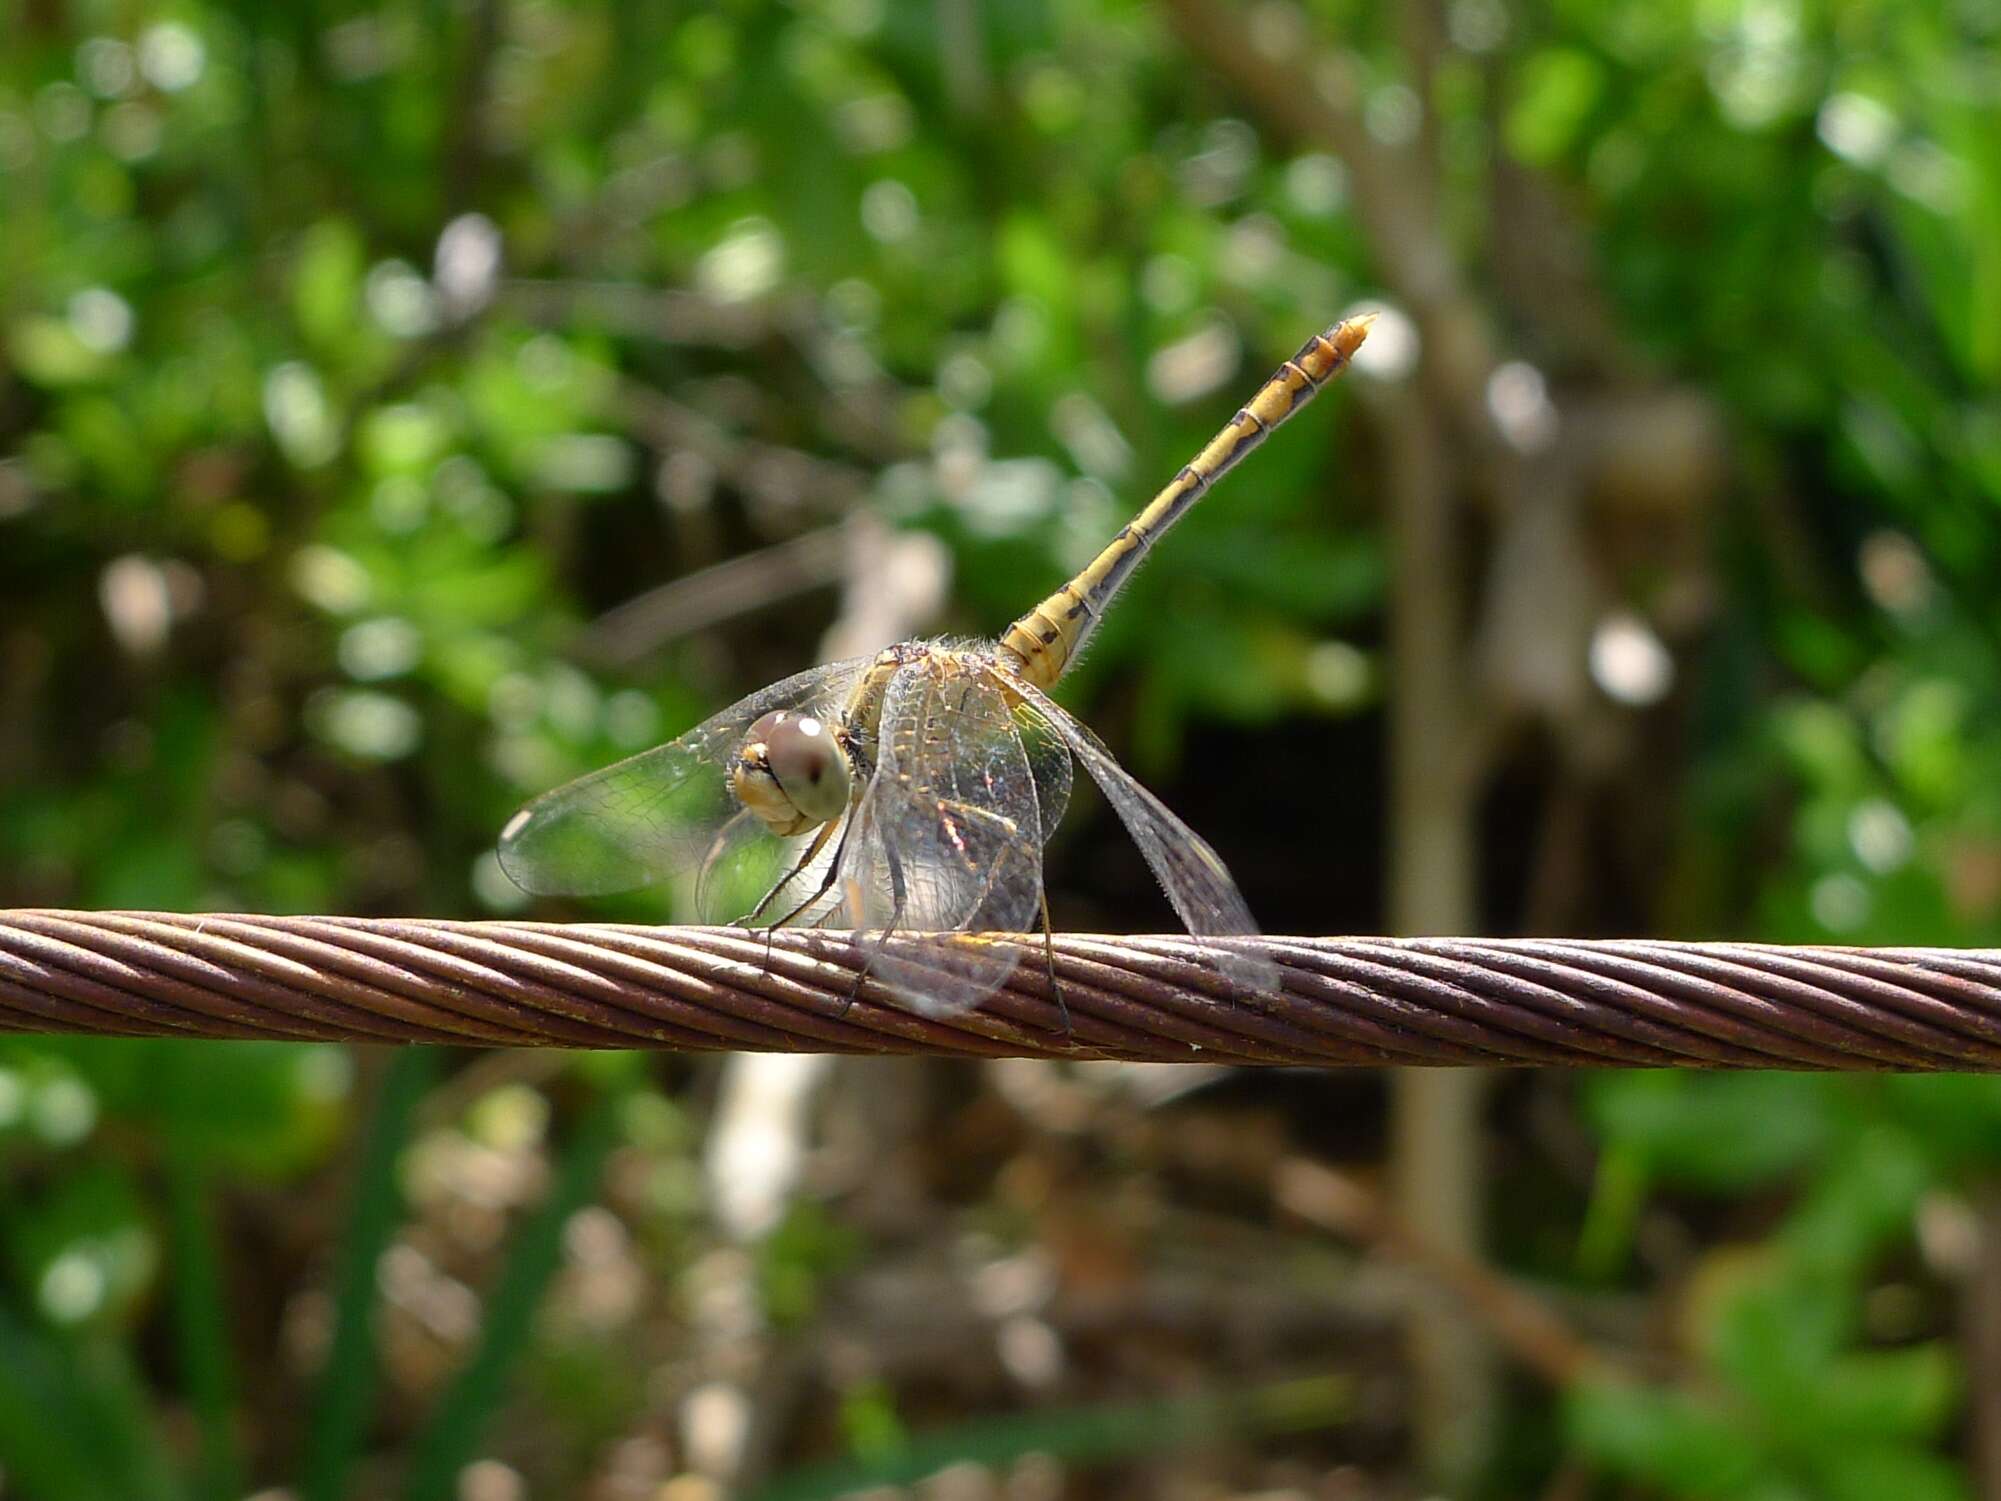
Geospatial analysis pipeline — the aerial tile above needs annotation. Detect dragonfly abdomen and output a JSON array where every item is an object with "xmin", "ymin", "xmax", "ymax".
[{"xmin": 997, "ymin": 314, "xmax": 1373, "ymax": 689}]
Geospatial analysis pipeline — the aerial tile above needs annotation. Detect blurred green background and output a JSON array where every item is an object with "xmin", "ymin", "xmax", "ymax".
[{"xmin": 4, "ymin": 0, "xmax": 2001, "ymax": 1497}]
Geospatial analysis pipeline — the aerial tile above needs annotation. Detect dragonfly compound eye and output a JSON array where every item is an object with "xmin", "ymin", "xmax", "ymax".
[{"xmin": 733, "ymin": 710, "xmax": 851, "ymax": 831}]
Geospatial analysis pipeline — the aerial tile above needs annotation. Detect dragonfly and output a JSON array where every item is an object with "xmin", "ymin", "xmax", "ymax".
[{"xmin": 498, "ymin": 312, "xmax": 1374, "ymax": 1018}]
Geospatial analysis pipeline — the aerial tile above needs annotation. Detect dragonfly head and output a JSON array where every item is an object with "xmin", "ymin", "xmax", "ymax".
[{"xmin": 732, "ymin": 710, "xmax": 852, "ymax": 834}]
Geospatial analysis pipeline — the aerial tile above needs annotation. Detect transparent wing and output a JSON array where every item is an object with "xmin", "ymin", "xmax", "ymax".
[
  {"xmin": 497, "ymin": 655, "xmax": 873, "ymax": 899},
  {"xmin": 1008, "ymin": 676, "xmax": 1280, "ymax": 997},
  {"xmin": 695, "ymin": 807, "xmax": 846, "ymax": 925},
  {"xmin": 1016, "ymin": 693, "xmax": 1074, "ymax": 841},
  {"xmin": 837, "ymin": 660, "xmax": 1048, "ymax": 1017}
]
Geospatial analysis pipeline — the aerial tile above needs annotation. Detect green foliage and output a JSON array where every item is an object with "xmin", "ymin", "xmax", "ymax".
[
  {"xmin": 0, "ymin": 1306, "xmax": 184, "ymax": 1501},
  {"xmin": 2, "ymin": 0, "xmax": 1999, "ymax": 1494},
  {"xmin": 757, "ymin": 1200, "xmax": 865, "ymax": 1330},
  {"xmin": 748, "ymin": 1374, "xmax": 1353, "ymax": 1501},
  {"xmin": 1575, "ymin": 1066, "xmax": 1980, "ymax": 1496}
]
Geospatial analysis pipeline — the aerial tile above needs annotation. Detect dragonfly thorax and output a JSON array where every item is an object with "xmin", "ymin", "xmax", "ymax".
[{"xmin": 731, "ymin": 709, "xmax": 852, "ymax": 836}]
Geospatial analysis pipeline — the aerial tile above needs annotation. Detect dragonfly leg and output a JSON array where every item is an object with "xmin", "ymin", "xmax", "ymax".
[
  {"xmin": 765, "ymin": 815, "xmax": 859, "ymax": 977},
  {"xmin": 743, "ymin": 818, "xmax": 841, "ymax": 927},
  {"xmin": 739, "ymin": 816, "xmax": 847, "ymax": 973},
  {"xmin": 844, "ymin": 834, "xmax": 907, "ymax": 1018},
  {"xmin": 1038, "ymin": 883, "xmax": 1068, "ymax": 1038},
  {"xmin": 763, "ymin": 813, "xmax": 856, "ymax": 934}
]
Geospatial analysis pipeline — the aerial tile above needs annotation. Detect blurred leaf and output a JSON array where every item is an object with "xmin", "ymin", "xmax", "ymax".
[
  {"xmin": 293, "ymin": 220, "xmax": 368, "ymax": 358},
  {"xmin": 358, "ymin": 403, "xmax": 455, "ymax": 477},
  {"xmin": 42, "ymin": 1039, "xmax": 347, "ymax": 1177},
  {"xmin": 166, "ymin": 1142, "xmax": 245, "ymax": 1501},
  {"xmin": 1808, "ymin": 1444, "xmax": 1973, "ymax": 1501},
  {"xmin": 1708, "ymin": 1276, "xmax": 1956, "ymax": 1443},
  {"xmin": 1706, "ymin": 1272, "xmax": 1849, "ymax": 1413},
  {"xmin": 6, "ymin": 1162, "xmax": 156, "ymax": 1329},
  {"xmin": 1780, "ymin": 1124, "xmax": 1932, "ymax": 1276},
  {"xmin": 0, "ymin": 1307, "xmax": 184, "ymax": 1501},
  {"xmin": 1190, "ymin": 531, "xmax": 1384, "ymax": 621},
  {"xmin": 758, "ymin": 1202, "xmax": 865, "ymax": 1331},
  {"xmin": 1575, "ymin": 1140, "xmax": 1649, "ymax": 1279},
  {"xmin": 1581, "ymin": 1073, "xmax": 1835, "ymax": 1190},
  {"xmin": 1507, "ymin": 48, "xmax": 1607, "ymax": 165},
  {"xmin": 1882, "ymin": 1074, "xmax": 2001, "ymax": 1162},
  {"xmin": 8, "ymin": 317, "xmax": 112, "ymax": 388},
  {"xmin": 837, "ymin": 1378, "xmax": 910, "ymax": 1463},
  {"xmin": 1566, "ymin": 1381, "xmax": 1770, "ymax": 1497},
  {"xmin": 1812, "ymin": 1347, "xmax": 1961, "ymax": 1443},
  {"xmin": 748, "ymin": 1375, "xmax": 1351, "ymax": 1501}
]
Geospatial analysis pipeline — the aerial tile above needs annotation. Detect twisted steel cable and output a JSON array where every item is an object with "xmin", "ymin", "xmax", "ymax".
[{"xmin": 4, "ymin": 911, "xmax": 2001, "ymax": 1067}]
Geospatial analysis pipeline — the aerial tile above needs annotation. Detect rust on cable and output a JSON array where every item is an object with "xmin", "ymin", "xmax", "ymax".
[{"xmin": 2, "ymin": 911, "xmax": 2000, "ymax": 1067}]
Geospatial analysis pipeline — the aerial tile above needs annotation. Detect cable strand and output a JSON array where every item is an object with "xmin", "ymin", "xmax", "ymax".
[{"xmin": 3, "ymin": 912, "xmax": 1999, "ymax": 1067}]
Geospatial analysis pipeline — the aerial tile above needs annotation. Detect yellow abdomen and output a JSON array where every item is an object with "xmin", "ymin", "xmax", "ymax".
[{"xmin": 996, "ymin": 314, "xmax": 1373, "ymax": 690}]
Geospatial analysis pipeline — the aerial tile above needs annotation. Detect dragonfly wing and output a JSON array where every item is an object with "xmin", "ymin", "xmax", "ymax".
[
  {"xmin": 497, "ymin": 655, "xmax": 873, "ymax": 902},
  {"xmin": 837, "ymin": 660, "xmax": 1047, "ymax": 1017},
  {"xmin": 695, "ymin": 807, "xmax": 841, "ymax": 925},
  {"xmin": 1007, "ymin": 676, "xmax": 1280, "ymax": 997},
  {"xmin": 1014, "ymin": 693, "xmax": 1074, "ymax": 842}
]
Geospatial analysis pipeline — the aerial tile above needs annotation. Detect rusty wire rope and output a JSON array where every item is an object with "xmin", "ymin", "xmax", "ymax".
[{"xmin": 4, "ymin": 910, "xmax": 2001, "ymax": 1068}]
